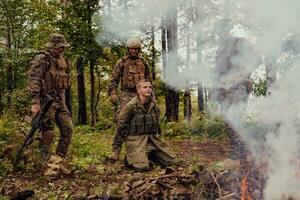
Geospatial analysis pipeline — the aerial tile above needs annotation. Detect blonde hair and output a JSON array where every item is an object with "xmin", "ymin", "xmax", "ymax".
[{"xmin": 136, "ymin": 79, "xmax": 151, "ymax": 90}]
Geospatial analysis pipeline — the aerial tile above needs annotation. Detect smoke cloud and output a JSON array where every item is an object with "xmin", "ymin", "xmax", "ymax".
[
  {"xmin": 98, "ymin": 0, "xmax": 300, "ymax": 198},
  {"xmin": 235, "ymin": 1, "xmax": 300, "ymax": 199}
]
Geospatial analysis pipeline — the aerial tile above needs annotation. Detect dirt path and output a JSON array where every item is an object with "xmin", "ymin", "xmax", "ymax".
[{"xmin": 0, "ymin": 138, "xmax": 229, "ymax": 199}]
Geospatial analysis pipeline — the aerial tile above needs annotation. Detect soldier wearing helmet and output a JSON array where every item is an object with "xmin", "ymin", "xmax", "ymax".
[
  {"xmin": 27, "ymin": 33, "xmax": 73, "ymax": 171},
  {"xmin": 107, "ymin": 37, "xmax": 153, "ymax": 163}
]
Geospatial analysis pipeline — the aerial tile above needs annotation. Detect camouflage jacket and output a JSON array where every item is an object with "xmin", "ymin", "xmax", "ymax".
[
  {"xmin": 27, "ymin": 51, "xmax": 70, "ymax": 104},
  {"xmin": 108, "ymin": 56, "xmax": 151, "ymax": 96},
  {"xmin": 118, "ymin": 96, "xmax": 176, "ymax": 165}
]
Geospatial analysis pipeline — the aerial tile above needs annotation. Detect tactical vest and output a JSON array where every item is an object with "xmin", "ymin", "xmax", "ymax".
[
  {"xmin": 41, "ymin": 52, "xmax": 71, "ymax": 94},
  {"xmin": 129, "ymin": 105, "xmax": 160, "ymax": 135},
  {"xmin": 121, "ymin": 57, "xmax": 146, "ymax": 90}
]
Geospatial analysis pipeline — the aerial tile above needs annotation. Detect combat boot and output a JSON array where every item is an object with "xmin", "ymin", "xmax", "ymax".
[
  {"xmin": 43, "ymin": 155, "xmax": 71, "ymax": 176},
  {"xmin": 107, "ymin": 150, "xmax": 120, "ymax": 163}
]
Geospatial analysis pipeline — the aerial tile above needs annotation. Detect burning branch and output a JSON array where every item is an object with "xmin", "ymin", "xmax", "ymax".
[{"xmin": 241, "ymin": 175, "xmax": 252, "ymax": 200}]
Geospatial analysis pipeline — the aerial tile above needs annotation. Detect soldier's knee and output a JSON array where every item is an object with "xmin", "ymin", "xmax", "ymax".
[
  {"xmin": 41, "ymin": 121, "xmax": 55, "ymax": 132},
  {"xmin": 41, "ymin": 131, "xmax": 54, "ymax": 145},
  {"xmin": 61, "ymin": 123, "xmax": 73, "ymax": 136}
]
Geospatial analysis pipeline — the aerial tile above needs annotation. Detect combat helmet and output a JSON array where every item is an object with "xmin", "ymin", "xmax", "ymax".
[
  {"xmin": 45, "ymin": 33, "xmax": 70, "ymax": 48},
  {"xmin": 126, "ymin": 37, "xmax": 142, "ymax": 49}
]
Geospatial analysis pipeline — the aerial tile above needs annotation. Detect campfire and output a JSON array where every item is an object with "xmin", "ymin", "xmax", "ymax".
[{"xmin": 241, "ymin": 174, "xmax": 253, "ymax": 200}]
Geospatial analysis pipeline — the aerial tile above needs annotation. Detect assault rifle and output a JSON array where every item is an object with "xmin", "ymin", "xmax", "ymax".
[{"xmin": 14, "ymin": 94, "xmax": 54, "ymax": 165}]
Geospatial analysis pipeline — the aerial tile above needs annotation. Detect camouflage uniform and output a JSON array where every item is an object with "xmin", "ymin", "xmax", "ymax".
[
  {"xmin": 118, "ymin": 96, "xmax": 177, "ymax": 171},
  {"xmin": 108, "ymin": 38, "xmax": 152, "ymax": 157},
  {"xmin": 27, "ymin": 34, "xmax": 73, "ymax": 162}
]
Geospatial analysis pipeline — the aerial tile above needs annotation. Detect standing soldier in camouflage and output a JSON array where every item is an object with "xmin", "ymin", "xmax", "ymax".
[
  {"xmin": 27, "ymin": 33, "xmax": 73, "ymax": 166},
  {"xmin": 119, "ymin": 79, "xmax": 177, "ymax": 171},
  {"xmin": 107, "ymin": 37, "xmax": 152, "ymax": 163}
]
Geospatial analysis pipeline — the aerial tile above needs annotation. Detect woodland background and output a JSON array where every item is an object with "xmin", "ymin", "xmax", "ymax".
[{"xmin": 1, "ymin": 0, "xmax": 298, "ymax": 199}]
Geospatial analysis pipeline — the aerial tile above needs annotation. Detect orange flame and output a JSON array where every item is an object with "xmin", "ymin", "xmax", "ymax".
[{"xmin": 241, "ymin": 176, "xmax": 252, "ymax": 200}]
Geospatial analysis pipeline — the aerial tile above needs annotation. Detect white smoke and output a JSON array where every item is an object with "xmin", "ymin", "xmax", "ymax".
[
  {"xmin": 96, "ymin": 0, "xmax": 177, "ymax": 44},
  {"xmin": 234, "ymin": 0, "xmax": 300, "ymax": 199}
]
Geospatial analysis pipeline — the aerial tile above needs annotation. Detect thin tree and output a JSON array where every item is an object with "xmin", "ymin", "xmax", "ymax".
[
  {"xmin": 2, "ymin": 0, "xmax": 13, "ymax": 108},
  {"xmin": 164, "ymin": 0, "xmax": 179, "ymax": 122},
  {"xmin": 191, "ymin": 0, "xmax": 204, "ymax": 112},
  {"xmin": 183, "ymin": 22, "xmax": 192, "ymax": 121},
  {"xmin": 151, "ymin": 23, "xmax": 156, "ymax": 81},
  {"xmin": 76, "ymin": 57, "xmax": 88, "ymax": 124}
]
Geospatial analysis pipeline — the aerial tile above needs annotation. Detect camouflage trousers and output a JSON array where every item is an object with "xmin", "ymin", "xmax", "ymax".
[
  {"xmin": 39, "ymin": 99, "xmax": 73, "ymax": 162},
  {"xmin": 112, "ymin": 91, "xmax": 136, "ymax": 152},
  {"xmin": 126, "ymin": 139, "xmax": 177, "ymax": 171}
]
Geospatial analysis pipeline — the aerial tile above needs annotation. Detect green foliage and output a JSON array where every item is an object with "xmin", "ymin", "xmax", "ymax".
[
  {"xmin": 0, "ymin": 194, "xmax": 9, "ymax": 200},
  {"xmin": 0, "ymin": 117, "xmax": 21, "ymax": 143},
  {"xmin": 0, "ymin": 0, "xmax": 61, "ymax": 118},
  {"xmin": 161, "ymin": 112, "xmax": 227, "ymax": 139},
  {"xmin": 154, "ymin": 76, "xmax": 166, "ymax": 97},
  {"xmin": 70, "ymin": 126, "xmax": 111, "ymax": 170},
  {"xmin": 189, "ymin": 113, "xmax": 226, "ymax": 138},
  {"xmin": 57, "ymin": 0, "xmax": 101, "ymax": 60},
  {"xmin": 209, "ymin": 161, "xmax": 226, "ymax": 171},
  {"xmin": 2, "ymin": 89, "xmax": 31, "ymax": 117},
  {"xmin": 95, "ymin": 114, "xmax": 114, "ymax": 130},
  {"xmin": 0, "ymin": 159, "xmax": 13, "ymax": 177},
  {"xmin": 162, "ymin": 121, "xmax": 191, "ymax": 138},
  {"xmin": 254, "ymin": 79, "xmax": 268, "ymax": 96}
]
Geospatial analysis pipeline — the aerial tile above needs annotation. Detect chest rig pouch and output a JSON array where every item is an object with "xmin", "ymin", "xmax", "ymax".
[
  {"xmin": 43, "ymin": 54, "xmax": 71, "ymax": 93},
  {"xmin": 122, "ymin": 58, "xmax": 146, "ymax": 89},
  {"xmin": 129, "ymin": 106, "xmax": 159, "ymax": 135}
]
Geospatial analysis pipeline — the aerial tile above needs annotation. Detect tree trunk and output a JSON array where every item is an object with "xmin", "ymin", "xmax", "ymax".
[
  {"xmin": 184, "ymin": 21, "xmax": 192, "ymax": 121},
  {"xmin": 6, "ymin": 15, "xmax": 13, "ymax": 108},
  {"xmin": 193, "ymin": 0, "xmax": 204, "ymax": 112},
  {"xmin": 184, "ymin": 87, "xmax": 192, "ymax": 122},
  {"xmin": 161, "ymin": 15, "xmax": 167, "ymax": 80},
  {"xmin": 89, "ymin": 59, "xmax": 96, "ymax": 127},
  {"xmin": 165, "ymin": 89, "xmax": 179, "ymax": 122},
  {"xmin": 76, "ymin": 57, "xmax": 87, "ymax": 125},
  {"xmin": 95, "ymin": 70, "xmax": 101, "ymax": 122},
  {"xmin": 0, "ymin": 74, "xmax": 3, "ymax": 115},
  {"xmin": 197, "ymin": 82, "xmax": 204, "ymax": 112},
  {"xmin": 151, "ymin": 24, "xmax": 156, "ymax": 81},
  {"xmin": 63, "ymin": 59, "xmax": 72, "ymax": 116},
  {"xmin": 204, "ymin": 84, "xmax": 209, "ymax": 111},
  {"xmin": 0, "ymin": 59, "xmax": 3, "ymax": 115},
  {"xmin": 87, "ymin": 0, "xmax": 96, "ymax": 127},
  {"xmin": 165, "ymin": 0, "xmax": 179, "ymax": 122}
]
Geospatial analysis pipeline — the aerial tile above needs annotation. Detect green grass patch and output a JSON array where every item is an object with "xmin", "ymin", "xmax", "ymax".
[
  {"xmin": 161, "ymin": 112, "xmax": 227, "ymax": 140},
  {"xmin": 70, "ymin": 126, "xmax": 112, "ymax": 170}
]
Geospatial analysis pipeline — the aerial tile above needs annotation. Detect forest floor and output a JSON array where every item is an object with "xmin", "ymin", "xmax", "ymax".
[{"xmin": 0, "ymin": 123, "xmax": 236, "ymax": 200}]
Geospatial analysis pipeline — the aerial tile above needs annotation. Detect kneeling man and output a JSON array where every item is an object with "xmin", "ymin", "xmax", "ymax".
[{"xmin": 118, "ymin": 79, "xmax": 177, "ymax": 171}]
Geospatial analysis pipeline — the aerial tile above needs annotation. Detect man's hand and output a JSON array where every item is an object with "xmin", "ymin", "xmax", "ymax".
[
  {"xmin": 31, "ymin": 104, "xmax": 41, "ymax": 116},
  {"xmin": 110, "ymin": 94, "xmax": 119, "ymax": 105}
]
